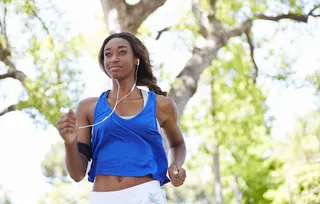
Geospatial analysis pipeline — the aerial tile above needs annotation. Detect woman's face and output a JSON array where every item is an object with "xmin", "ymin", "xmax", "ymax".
[{"xmin": 103, "ymin": 37, "xmax": 137, "ymax": 80}]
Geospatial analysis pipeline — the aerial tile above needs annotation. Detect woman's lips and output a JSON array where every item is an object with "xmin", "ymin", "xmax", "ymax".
[{"xmin": 110, "ymin": 66, "xmax": 122, "ymax": 71}]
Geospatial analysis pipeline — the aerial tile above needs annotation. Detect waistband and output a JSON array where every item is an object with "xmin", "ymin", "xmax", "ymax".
[{"xmin": 90, "ymin": 180, "xmax": 162, "ymax": 199}]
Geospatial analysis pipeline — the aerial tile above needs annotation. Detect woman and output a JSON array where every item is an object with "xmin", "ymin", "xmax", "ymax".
[{"xmin": 57, "ymin": 32, "xmax": 186, "ymax": 204}]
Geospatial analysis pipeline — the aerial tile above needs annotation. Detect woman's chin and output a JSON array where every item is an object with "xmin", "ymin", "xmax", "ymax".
[{"xmin": 110, "ymin": 74, "xmax": 125, "ymax": 81}]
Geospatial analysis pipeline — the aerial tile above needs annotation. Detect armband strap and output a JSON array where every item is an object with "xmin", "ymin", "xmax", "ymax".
[{"xmin": 77, "ymin": 142, "xmax": 92, "ymax": 161}]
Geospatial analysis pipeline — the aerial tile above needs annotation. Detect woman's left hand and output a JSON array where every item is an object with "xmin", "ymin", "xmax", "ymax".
[{"xmin": 168, "ymin": 164, "xmax": 186, "ymax": 187}]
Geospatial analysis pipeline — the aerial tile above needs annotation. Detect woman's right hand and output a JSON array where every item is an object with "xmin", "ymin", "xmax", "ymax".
[{"xmin": 57, "ymin": 109, "xmax": 77, "ymax": 144}]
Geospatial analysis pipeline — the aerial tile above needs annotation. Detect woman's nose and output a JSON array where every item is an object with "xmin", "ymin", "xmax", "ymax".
[{"xmin": 110, "ymin": 54, "xmax": 119, "ymax": 63}]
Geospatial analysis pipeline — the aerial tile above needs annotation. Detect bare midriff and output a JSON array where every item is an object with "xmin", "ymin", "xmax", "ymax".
[{"xmin": 93, "ymin": 175, "xmax": 154, "ymax": 192}]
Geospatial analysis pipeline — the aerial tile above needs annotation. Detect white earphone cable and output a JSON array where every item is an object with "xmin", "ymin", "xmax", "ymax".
[{"xmin": 79, "ymin": 61, "xmax": 139, "ymax": 129}]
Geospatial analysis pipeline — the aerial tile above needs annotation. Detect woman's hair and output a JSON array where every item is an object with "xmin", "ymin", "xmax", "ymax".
[{"xmin": 98, "ymin": 32, "xmax": 167, "ymax": 96}]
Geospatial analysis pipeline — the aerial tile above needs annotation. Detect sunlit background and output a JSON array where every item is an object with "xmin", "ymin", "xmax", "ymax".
[{"xmin": 1, "ymin": 0, "xmax": 320, "ymax": 203}]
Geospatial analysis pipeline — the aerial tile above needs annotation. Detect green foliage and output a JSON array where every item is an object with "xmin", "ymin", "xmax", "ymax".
[
  {"xmin": 23, "ymin": 0, "xmax": 319, "ymax": 203},
  {"xmin": 306, "ymin": 72, "xmax": 320, "ymax": 97},
  {"xmin": 214, "ymin": 1, "xmax": 268, "ymax": 25},
  {"xmin": 0, "ymin": 196, "xmax": 11, "ymax": 204},
  {"xmin": 171, "ymin": 10, "xmax": 201, "ymax": 40},
  {"xmin": 38, "ymin": 180, "xmax": 91, "ymax": 204},
  {"xmin": 0, "ymin": 0, "xmax": 84, "ymax": 127},
  {"xmin": 16, "ymin": 34, "xmax": 84, "ymax": 127},
  {"xmin": 41, "ymin": 142, "xmax": 68, "ymax": 180},
  {"xmin": 292, "ymin": 163, "xmax": 320, "ymax": 204},
  {"xmin": 209, "ymin": 39, "xmax": 268, "ymax": 146},
  {"xmin": 210, "ymin": 40, "xmax": 281, "ymax": 203},
  {"xmin": 0, "ymin": 186, "xmax": 12, "ymax": 204},
  {"xmin": 265, "ymin": 111, "xmax": 320, "ymax": 203},
  {"xmin": 137, "ymin": 24, "xmax": 152, "ymax": 37},
  {"xmin": 177, "ymin": 38, "xmax": 283, "ymax": 203}
]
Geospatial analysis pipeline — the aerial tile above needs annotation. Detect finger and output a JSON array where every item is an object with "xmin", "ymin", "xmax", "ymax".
[
  {"xmin": 169, "ymin": 176, "xmax": 178, "ymax": 182},
  {"xmin": 175, "ymin": 179, "xmax": 185, "ymax": 185},
  {"xmin": 170, "ymin": 165, "xmax": 179, "ymax": 177},
  {"xmin": 65, "ymin": 116, "xmax": 76, "ymax": 124},
  {"xmin": 59, "ymin": 120, "xmax": 75, "ymax": 128},
  {"xmin": 68, "ymin": 109, "xmax": 75, "ymax": 117},
  {"xmin": 63, "ymin": 111, "xmax": 76, "ymax": 121},
  {"xmin": 60, "ymin": 114, "xmax": 76, "ymax": 124},
  {"xmin": 175, "ymin": 175, "xmax": 186, "ymax": 183},
  {"xmin": 178, "ymin": 168, "xmax": 186, "ymax": 177},
  {"xmin": 169, "ymin": 172, "xmax": 179, "ymax": 180},
  {"xmin": 56, "ymin": 115, "xmax": 66, "ymax": 126},
  {"xmin": 171, "ymin": 175, "xmax": 186, "ymax": 184},
  {"xmin": 171, "ymin": 180, "xmax": 184, "ymax": 187},
  {"xmin": 57, "ymin": 114, "xmax": 73, "ymax": 126},
  {"xmin": 58, "ymin": 121, "xmax": 76, "ymax": 130},
  {"xmin": 60, "ymin": 128, "xmax": 75, "ymax": 137},
  {"xmin": 60, "ymin": 127, "xmax": 75, "ymax": 134}
]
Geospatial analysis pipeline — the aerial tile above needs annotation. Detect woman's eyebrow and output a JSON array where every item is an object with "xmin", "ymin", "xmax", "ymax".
[{"xmin": 104, "ymin": 45, "xmax": 129, "ymax": 51}]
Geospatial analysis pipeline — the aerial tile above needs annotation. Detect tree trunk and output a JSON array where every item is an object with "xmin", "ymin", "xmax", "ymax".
[
  {"xmin": 100, "ymin": 0, "xmax": 235, "ymax": 115},
  {"xmin": 100, "ymin": 0, "xmax": 167, "ymax": 34},
  {"xmin": 232, "ymin": 174, "xmax": 242, "ymax": 204},
  {"xmin": 213, "ymin": 144, "xmax": 224, "ymax": 204},
  {"xmin": 168, "ymin": 33, "xmax": 226, "ymax": 113},
  {"xmin": 99, "ymin": 1, "xmax": 319, "ymax": 117}
]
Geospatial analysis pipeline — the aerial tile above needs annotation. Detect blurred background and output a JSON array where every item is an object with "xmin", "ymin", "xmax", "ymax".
[{"xmin": 0, "ymin": 0, "xmax": 320, "ymax": 203}]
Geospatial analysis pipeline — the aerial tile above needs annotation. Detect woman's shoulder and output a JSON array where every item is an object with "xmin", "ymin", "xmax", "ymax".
[
  {"xmin": 78, "ymin": 91, "xmax": 108, "ymax": 106},
  {"xmin": 156, "ymin": 95, "xmax": 178, "ymax": 114},
  {"xmin": 77, "ymin": 97, "xmax": 99, "ymax": 112},
  {"xmin": 79, "ymin": 97, "xmax": 99, "ymax": 106},
  {"xmin": 155, "ymin": 94, "xmax": 179, "ymax": 127},
  {"xmin": 76, "ymin": 97, "xmax": 100, "ymax": 123}
]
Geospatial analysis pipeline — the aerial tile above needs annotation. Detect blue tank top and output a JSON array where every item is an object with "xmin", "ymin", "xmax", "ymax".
[{"xmin": 88, "ymin": 90, "xmax": 170, "ymax": 186}]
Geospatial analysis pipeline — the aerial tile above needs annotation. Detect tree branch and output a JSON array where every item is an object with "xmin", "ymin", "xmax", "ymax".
[
  {"xmin": 169, "ymin": 35, "xmax": 226, "ymax": 113},
  {"xmin": 156, "ymin": 27, "xmax": 170, "ymax": 40},
  {"xmin": 128, "ymin": 0, "xmax": 167, "ymax": 33},
  {"xmin": 245, "ymin": 30, "xmax": 258, "ymax": 84},
  {"xmin": 255, "ymin": 12, "xmax": 313, "ymax": 23},
  {"xmin": 0, "ymin": 104, "xmax": 16, "ymax": 116},
  {"xmin": 31, "ymin": 8, "xmax": 50, "ymax": 36},
  {"xmin": 227, "ymin": 20, "xmax": 252, "ymax": 38},
  {"xmin": 307, "ymin": 4, "xmax": 320, "ymax": 17},
  {"xmin": 100, "ymin": 0, "xmax": 124, "ymax": 33},
  {"xmin": 0, "ymin": 43, "xmax": 17, "ymax": 72},
  {"xmin": 192, "ymin": 0, "xmax": 208, "ymax": 37},
  {"xmin": 0, "ymin": 3, "xmax": 16, "ymax": 73},
  {"xmin": 228, "ymin": 6, "xmax": 320, "ymax": 39},
  {"xmin": 0, "ymin": 71, "xmax": 27, "ymax": 82},
  {"xmin": 100, "ymin": 0, "xmax": 167, "ymax": 34},
  {"xmin": 1, "ymin": 3, "xmax": 10, "ymax": 50},
  {"xmin": 225, "ymin": 6, "xmax": 320, "ymax": 85},
  {"xmin": 210, "ymin": 0, "xmax": 217, "ymax": 14}
]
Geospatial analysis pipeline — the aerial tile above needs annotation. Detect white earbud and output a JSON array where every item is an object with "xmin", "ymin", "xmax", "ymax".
[{"xmin": 79, "ymin": 58, "xmax": 140, "ymax": 129}]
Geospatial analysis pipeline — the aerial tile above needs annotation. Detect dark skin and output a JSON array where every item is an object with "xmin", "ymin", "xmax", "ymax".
[{"xmin": 57, "ymin": 38, "xmax": 186, "ymax": 191}]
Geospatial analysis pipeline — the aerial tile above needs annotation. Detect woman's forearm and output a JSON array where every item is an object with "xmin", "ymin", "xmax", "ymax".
[
  {"xmin": 169, "ymin": 142, "xmax": 186, "ymax": 167},
  {"xmin": 65, "ymin": 142, "xmax": 88, "ymax": 182}
]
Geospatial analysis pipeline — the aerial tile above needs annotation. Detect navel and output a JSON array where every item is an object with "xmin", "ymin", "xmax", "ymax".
[{"xmin": 117, "ymin": 176, "xmax": 122, "ymax": 182}]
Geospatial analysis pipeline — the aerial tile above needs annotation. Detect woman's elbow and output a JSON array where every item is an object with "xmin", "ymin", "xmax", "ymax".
[{"xmin": 70, "ymin": 173, "xmax": 85, "ymax": 182}]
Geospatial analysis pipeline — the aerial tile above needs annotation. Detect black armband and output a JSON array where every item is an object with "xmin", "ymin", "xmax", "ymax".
[{"xmin": 77, "ymin": 142, "xmax": 92, "ymax": 161}]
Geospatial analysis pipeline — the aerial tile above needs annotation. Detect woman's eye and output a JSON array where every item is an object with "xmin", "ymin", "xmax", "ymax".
[
  {"xmin": 119, "ymin": 50, "xmax": 127, "ymax": 55},
  {"xmin": 105, "ymin": 53, "xmax": 111, "ymax": 57}
]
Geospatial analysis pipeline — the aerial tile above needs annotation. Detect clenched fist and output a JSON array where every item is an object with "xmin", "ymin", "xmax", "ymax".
[
  {"xmin": 57, "ymin": 109, "xmax": 77, "ymax": 144},
  {"xmin": 168, "ymin": 164, "xmax": 186, "ymax": 187}
]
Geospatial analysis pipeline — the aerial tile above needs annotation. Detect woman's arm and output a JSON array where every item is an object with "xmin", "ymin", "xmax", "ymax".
[
  {"xmin": 157, "ymin": 96, "xmax": 186, "ymax": 186},
  {"xmin": 57, "ymin": 98, "xmax": 94, "ymax": 182}
]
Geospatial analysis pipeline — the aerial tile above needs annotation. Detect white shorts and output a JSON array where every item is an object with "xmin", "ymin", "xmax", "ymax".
[{"xmin": 90, "ymin": 180, "xmax": 167, "ymax": 204}]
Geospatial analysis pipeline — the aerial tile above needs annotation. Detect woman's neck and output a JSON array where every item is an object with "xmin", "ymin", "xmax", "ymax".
[{"xmin": 109, "ymin": 79, "xmax": 138, "ymax": 99}]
